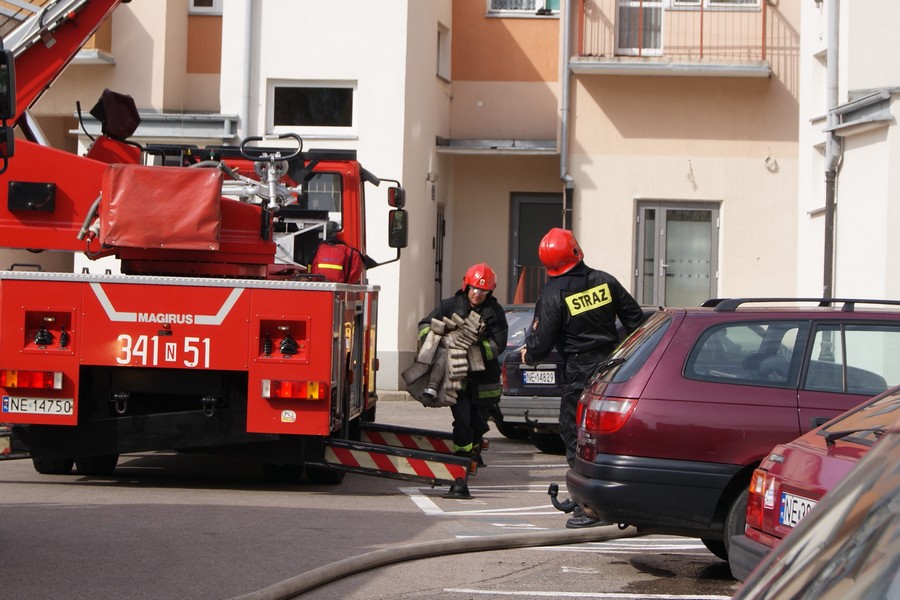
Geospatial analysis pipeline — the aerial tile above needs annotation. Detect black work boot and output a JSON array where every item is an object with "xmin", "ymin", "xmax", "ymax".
[
  {"xmin": 565, "ymin": 505, "xmax": 610, "ymax": 529},
  {"xmin": 444, "ymin": 481, "xmax": 472, "ymax": 499},
  {"xmin": 472, "ymin": 442, "xmax": 486, "ymax": 467}
]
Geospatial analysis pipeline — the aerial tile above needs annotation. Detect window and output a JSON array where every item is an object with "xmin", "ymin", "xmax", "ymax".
[
  {"xmin": 436, "ymin": 23, "xmax": 451, "ymax": 81},
  {"xmin": 269, "ymin": 82, "xmax": 356, "ymax": 137},
  {"xmin": 686, "ymin": 321, "xmax": 806, "ymax": 386},
  {"xmin": 673, "ymin": 0, "xmax": 760, "ymax": 8},
  {"xmin": 305, "ymin": 173, "xmax": 343, "ymax": 217},
  {"xmin": 488, "ymin": 0, "xmax": 560, "ymax": 16},
  {"xmin": 805, "ymin": 325, "xmax": 900, "ymax": 395},
  {"xmin": 189, "ymin": 0, "xmax": 222, "ymax": 16}
]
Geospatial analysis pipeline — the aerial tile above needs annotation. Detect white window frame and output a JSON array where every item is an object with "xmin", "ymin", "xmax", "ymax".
[
  {"xmin": 437, "ymin": 23, "xmax": 451, "ymax": 82},
  {"xmin": 672, "ymin": 0, "xmax": 760, "ymax": 10},
  {"xmin": 487, "ymin": 0, "xmax": 559, "ymax": 18},
  {"xmin": 188, "ymin": 0, "xmax": 222, "ymax": 16},
  {"xmin": 267, "ymin": 80, "xmax": 358, "ymax": 139}
]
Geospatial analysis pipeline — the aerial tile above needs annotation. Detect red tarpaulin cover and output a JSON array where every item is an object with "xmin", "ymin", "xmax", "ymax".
[{"xmin": 100, "ymin": 164, "xmax": 222, "ymax": 251}]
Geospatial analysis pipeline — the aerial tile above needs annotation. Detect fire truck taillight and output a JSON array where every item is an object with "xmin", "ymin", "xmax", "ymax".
[
  {"xmin": 261, "ymin": 379, "xmax": 327, "ymax": 400},
  {"xmin": 0, "ymin": 369, "xmax": 64, "ymax": 390}
]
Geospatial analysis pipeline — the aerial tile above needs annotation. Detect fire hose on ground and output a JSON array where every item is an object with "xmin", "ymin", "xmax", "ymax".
[{"xmin": 229, "ymin": 523, "xmax": 640, "ymax": 600}]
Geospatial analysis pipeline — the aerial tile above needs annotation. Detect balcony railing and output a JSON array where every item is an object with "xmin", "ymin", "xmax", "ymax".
[{"xmin": 579, "ymin": 0, "xmax": 771, "ymax": 63}]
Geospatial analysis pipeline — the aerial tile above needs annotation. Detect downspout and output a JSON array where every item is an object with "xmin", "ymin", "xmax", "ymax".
[
  {"xmin": 823, "ymin": 0, "xmax": 841, "ymax": 298},
  {"xmin": 239, "ymin": 0, "xmax": 254, "ymax": 139},
  {"xmin": 560, "ymin": 0, "xmax": 575, "ymax": 228}
]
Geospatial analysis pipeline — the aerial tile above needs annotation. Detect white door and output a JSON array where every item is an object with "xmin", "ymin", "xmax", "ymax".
[{"xmin": 637, "ymin": 203, "xmax": 718, "ymax": 307}]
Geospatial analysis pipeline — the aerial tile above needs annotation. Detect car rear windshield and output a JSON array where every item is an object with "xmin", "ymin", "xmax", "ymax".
[
  {"xmin": 505, "ymin": 308, "xmax": 534, "ymax": 350},
  {"xmin": 598, "ymin": 311, "xmax": 671, "ymax": 384}
]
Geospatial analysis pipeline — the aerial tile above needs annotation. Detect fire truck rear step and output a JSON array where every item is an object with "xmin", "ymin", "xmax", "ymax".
[{"xmin": 314, "ymin": 437, "xmax": 474, "ymax": 487}]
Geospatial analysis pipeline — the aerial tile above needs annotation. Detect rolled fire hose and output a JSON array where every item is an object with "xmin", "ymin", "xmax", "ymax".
[{"xmin": 229, "ymin": 525, "xmax": 640, "ymax": 600}]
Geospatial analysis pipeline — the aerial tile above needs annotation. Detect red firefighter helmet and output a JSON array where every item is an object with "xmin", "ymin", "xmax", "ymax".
[
  {"xmin": 462, "ymin": 263, "xmax": 497, "ymax": 291},
  {"xmin": 538, "ymin": 227, "xmax": 584, "ymax": 276}
]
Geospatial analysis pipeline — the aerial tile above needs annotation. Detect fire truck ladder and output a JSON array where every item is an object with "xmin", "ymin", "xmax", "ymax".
[{"xmin": 315, "ymin": 423, "xmax": 478, "ymax": 487}]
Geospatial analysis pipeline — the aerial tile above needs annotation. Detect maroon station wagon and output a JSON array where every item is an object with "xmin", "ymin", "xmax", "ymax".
[
  {"xmin": 564, "ymin": 298, "xmax": 900, "ymax": 562},
  {"xmin": 729, "ymin": 383, "xmax": 900, "ymax": 580}
]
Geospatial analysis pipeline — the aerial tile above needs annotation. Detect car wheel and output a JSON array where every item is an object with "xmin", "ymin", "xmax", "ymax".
[
  {"xmin": 75, "ymin": 454, "xmax": 119, "ymax": 476},
  {"xmin": 31, "ymin": 456, "xmax": 75, "ymax": 475},
  {"xmin": 724, "ymin": 488, "xmax": 749, "ymax": 557},
  {"xmin": 702, "ymin": 538, "xmax": 728, "ymax": 561},
  {"xmin": 530, "ymin": 431, "xmax": 566, "ymax": 455},
  {"xmin": 492, "ymin": 413, "xmax": 530, "ymax": 440}
]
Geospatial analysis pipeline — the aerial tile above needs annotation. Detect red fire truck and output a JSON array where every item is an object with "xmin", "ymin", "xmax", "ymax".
[{"xmin": 0, "ymin": 0, "xmax": 473, "ymax": 489}]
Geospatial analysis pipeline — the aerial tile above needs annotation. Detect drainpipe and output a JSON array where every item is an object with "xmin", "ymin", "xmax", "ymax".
[
  {"xmin": 823, "ymin": 0, "xmax": 841, "ymax": 299},
  {"xmin": 239, "ymin": 0, "xmax": 254, "ymax": 139},
  {"xmin": 559, "ymin": 0, "xmax": 575, "ymax": 229}
]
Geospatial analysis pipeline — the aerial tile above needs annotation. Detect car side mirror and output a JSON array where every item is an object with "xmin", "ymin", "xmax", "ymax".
[
  {"xmin": 388, "ymin": 209, "xmax": 408, "ymax": 248},
  {"xmin": 388, "ymin": 186, "xmax": 405, "ymax": 208}
]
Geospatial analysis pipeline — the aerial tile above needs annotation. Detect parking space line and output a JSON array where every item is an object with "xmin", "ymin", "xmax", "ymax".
[
  {"xmin": 444, "ymin": 590, "xmax": 731, "ymax": 599},
  {"xmin": 401, "ymin": 484, "xmax": 564, "ymax": 517}
]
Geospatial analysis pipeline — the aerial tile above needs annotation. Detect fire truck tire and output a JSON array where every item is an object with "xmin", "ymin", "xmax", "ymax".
[
  {"xmin": 75, "ymin": 454, "xmax": 119, "ymax": 476},
  {"xmin": 31, "ymin": 457, "xmax": 75, "ymax": 475},
  {"xmin": 305, "ymin": 465, "xmax": 345, "ymax": 485},
  {"xmin": 262, "ymin": 463, "xmax": 304, "ymax": 484}
]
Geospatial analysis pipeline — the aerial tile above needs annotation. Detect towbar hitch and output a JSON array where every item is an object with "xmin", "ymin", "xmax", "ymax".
[{"xmin": 548, "ymin": 483, "xmax": 577, "ymax": 513}]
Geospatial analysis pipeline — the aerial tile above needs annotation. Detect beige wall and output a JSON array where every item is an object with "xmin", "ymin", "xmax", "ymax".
[
  {"xmin": 449, "ymin": 154, "xmax": 562, "ymax": 302},
  {"xmin": 570, "ymin": 9, "xmax": 801, "ymax": 302},
  {"xmin": 449, "ymin": 81, "xmax": 559, "ymax": 140},
  {"xmin": 449, "ymin": 0, "xmax": 560, "ymax": 140}
]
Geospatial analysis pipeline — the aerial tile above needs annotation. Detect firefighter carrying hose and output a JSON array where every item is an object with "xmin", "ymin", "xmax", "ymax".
[{"xmin": 415, "ymin": 263, "xmax": 508, "ymax": 498}]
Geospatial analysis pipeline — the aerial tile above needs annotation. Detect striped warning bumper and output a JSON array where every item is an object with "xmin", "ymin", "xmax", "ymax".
[
  {"xmin": 360, "ymin": 422, "xmax": 454, "ymax": 453},
  {"xmin": 321, "ymin": 439, "xmax": 472, "ymax": 486}
]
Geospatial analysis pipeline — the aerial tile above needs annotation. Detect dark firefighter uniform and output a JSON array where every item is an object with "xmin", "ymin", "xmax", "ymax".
[
  {"xmin": 418, "ymin": 289, "xmax": 508, "ymax": 454},
  {"xmin": 523, "ymin": 262, "xmax": 645, "ymax": 467}
]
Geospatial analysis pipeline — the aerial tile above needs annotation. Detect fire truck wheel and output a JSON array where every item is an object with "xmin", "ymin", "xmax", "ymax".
[
  {"xmin": 262, "ymin": 463, "xmax": 304, "ymax": 484},
  {"xmin": 31, "ymin": 456, "xmax": 75, "ymax": 475},
  {"xmin": 75, "ymin": 454, "xmax": 119, "ymax": 476},
  {"xmin": 306, "ymin": 465, "xmax": 345, "ymax": 485}
]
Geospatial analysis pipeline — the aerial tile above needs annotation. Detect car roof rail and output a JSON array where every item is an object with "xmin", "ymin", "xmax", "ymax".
[{"xmin": 709, "ymin": 298, "xmax": 900, "ymax": 312}]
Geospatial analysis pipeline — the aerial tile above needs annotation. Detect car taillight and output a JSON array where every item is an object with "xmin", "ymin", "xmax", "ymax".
[
  {"xmin": 501, "ymin": 361, "xmax": 508, "ymax": 389},
  {"xmin": 576, "ymin": 381, "xmax": 636, "ymax": 462},
  {"xmin": 746, "ymin": 468, "xmax": 775, "ymax": 530}
]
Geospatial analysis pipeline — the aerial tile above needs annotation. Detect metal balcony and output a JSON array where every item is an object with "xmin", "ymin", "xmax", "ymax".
[{"xmin": 573, "ymin": 0, "xmax": 782, "ymax": 77}]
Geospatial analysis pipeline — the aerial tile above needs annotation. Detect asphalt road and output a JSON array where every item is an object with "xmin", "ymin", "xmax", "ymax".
[{"xmin": 0, "ymin": 399, "xmax": 742, "ymax": 599}]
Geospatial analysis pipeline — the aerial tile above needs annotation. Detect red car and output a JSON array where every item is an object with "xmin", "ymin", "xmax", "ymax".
[
  {"xmin": 729, "ymin": 383, "xmax": 900, "ymax": 580},
  {"xmin": 565, "ymin": 298, "xmax": 900, "ymax": 563}
]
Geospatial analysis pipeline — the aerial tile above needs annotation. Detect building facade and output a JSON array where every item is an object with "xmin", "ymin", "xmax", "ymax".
[
  {"xmin": 797, "ymin": 0, "xmax": 900, "ymax": 300},
  {"xmin": 18, "ymin": 0, "xmax": 812, "ymax": 392}
]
